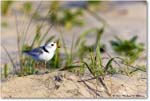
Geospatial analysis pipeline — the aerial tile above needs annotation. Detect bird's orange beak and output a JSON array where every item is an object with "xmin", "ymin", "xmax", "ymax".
[
  {"xmin": 58, "ymin": 45, "xmax": 60, "ymax": 48},
  {"xmin": 54, "ymin": 41, "xmax": 60, "ymax": 48}
]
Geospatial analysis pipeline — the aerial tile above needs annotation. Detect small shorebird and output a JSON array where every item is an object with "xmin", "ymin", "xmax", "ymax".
[{"xmin": 23, "ymin": 42, "xmax": 58, "ymax": 70}]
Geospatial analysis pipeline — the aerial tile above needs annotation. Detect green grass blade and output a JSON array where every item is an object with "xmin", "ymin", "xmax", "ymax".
[
  {"xmin": 31, "ymin": 26, "xmax": 41, "ymax": 47},
  {"xmin": 2, "ymin": 45, "xmax": 17, "ymax": 74},
  {"xmin": 14, "ymin": 11, "xmax": 23, "ymax": 71},
  {"xmin": 23, "ymin": 2, "xmax": 32, "ymax": 15},
  {"xmin": 59, "ymin": 65, "xmax": 81, "ymax": 71},
  {"xmin": 1, "ymin": 1, "xmax": 13, "ymax": 15},
  {"xmin": 4, "ymin": 64, "xmax": 8, "ymax": 78},
  {"xmin": 45, "ymin": 35, "xmax": 55, "ymax": 44},
  {"xmin": 95, "ymin": 28, "xmax": 104, "ymax": 46},
  {"xmin": 104, "ymin": 57, "xmax": 115, "ymax": 73},
  {"xmin": 22, "ymin": 1, "xmax": 42, "ymax": 46},
  {"xmin": 130, "ymin": 35, "xmax": 138, "ymax": 43},
  {"xmin": 82, "ymin": 61, "xmax": 95, "ymax": 76},
  {"xmin": 96, "ymin": 43, "xmax": 102, "ymax": 67},
  {"xmin": 58, "ymin": 27, "xmax": 69, "ymax": 64},
  {"xmin": 68, "ymin": 33, "xmax": 75, "ymax": 65},
  {"xmin": 129, "ymin": 67, "xmax": 146, "ymax": 74},
  {"xmin": 38, "ymin": 24, "xmax": 54, "ymax": 45}
]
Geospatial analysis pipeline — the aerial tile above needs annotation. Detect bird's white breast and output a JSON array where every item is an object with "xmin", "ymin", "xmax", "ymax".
[{"xmin": 38, "ymin": 51, "xmax": 55, "ymax": 61}]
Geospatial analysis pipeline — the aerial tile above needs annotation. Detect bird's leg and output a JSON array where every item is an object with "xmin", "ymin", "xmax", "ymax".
[
  {"xmin": 34, "ymin": 62, "xmax": 39, "ymax": 74},
  {"xmin": 40, "ymin": 62, "xmax": 44, "ymax": 69},
  {"xmin": 35, "ymin": 62, "xmax": 38, "ymax": 68},
  {"xmin": 37, "ymin": 62, "xmax": 40, "ymax": 69},
  {"xmin": 45, "ymin": 61, "xmax": 47, "ymax": 71}
]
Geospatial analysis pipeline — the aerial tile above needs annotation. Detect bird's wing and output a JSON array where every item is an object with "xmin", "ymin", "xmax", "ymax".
[{"xmin": 28, "ymin": 47, "xmax": 43, "ymax": 56}]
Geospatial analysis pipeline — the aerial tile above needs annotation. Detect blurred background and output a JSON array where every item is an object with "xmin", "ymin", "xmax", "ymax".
[{"xmin": 1, "ymin": 1, "xmax": 147, "ymax": 74}]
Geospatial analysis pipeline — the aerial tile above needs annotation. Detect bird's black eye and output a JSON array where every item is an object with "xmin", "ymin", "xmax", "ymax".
[{"xmin": 51, "ymin": 44, "xmax": 54, "ymax": 46}]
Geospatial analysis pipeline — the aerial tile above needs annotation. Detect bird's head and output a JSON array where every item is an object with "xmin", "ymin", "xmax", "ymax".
[{"xmin": 45, "ymin": 42, "xmax": 57, "ymax": 52}]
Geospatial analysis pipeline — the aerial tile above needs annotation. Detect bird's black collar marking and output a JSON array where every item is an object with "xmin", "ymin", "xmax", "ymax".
[{"xmin": 43, "ymin": 46, "xmax": 49, "ymax": 53}]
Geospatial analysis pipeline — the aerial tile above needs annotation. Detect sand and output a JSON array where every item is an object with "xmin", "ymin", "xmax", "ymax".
[{"xmin": 1, "ymin": 71, "xmax": 147, "ymax": 98}]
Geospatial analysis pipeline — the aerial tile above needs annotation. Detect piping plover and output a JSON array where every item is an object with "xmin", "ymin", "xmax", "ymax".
[{"xmin": 23, "ymin": 42, "xmax": 58, "ymax": 70}]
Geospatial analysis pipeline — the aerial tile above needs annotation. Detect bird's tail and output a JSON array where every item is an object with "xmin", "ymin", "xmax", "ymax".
[{"xmin": 22, "ymin": 50, "xmax": 30, "ymax": 54}]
